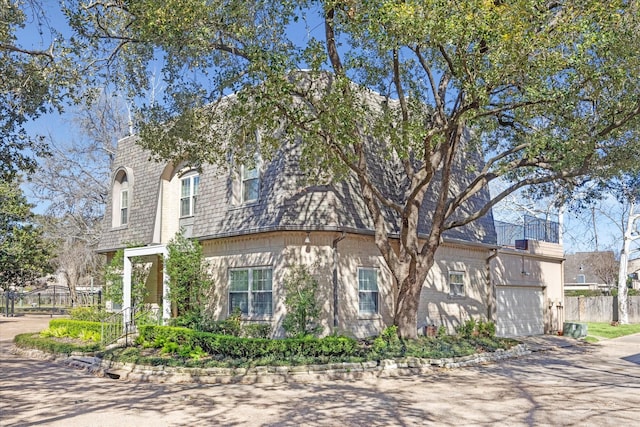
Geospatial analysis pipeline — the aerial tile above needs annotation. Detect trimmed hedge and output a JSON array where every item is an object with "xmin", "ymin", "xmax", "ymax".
[
  {"xmin": 138, "ymin": 325, "xmax": 358, "ymax": 359},
  {"xmin": 14, "ymin": 333, "xmax": 101, "ymax": 354}
]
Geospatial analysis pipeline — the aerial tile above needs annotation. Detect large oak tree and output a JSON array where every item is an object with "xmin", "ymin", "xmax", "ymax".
[{"xmin": 65, "ymin": 0, "xmax": 640, "ymax": 337}]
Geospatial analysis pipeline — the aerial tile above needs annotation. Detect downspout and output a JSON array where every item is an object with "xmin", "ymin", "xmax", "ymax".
[
  {"xmin": 332, "ymin": 231, "xmax": 347, "ymax": 330},
  {"xmin": 486, "ymin": 248, "xmax": 499, "ymax": 322}
]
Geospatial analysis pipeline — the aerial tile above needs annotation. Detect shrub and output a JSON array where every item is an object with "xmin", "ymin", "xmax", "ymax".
[
  {"xmin": 565, "ymin": 290, "xmax": 606, "ymax": 297},
  {"xmin": 166, "ymin": 231, "xmax": 215, "ymax": 326},
  {"xmin": 371, "ymin": 325, "xmax": 403, "ymax": 356},
  {"xmin": 40, "ymin": 326, "xmax": 69, "ymax": 338},
  {"xmin": 455, "ymin": 319, "xmax": 496, "ymax": 339},
  {"xmin": 611, "ymin": 288, "xmax": 639, "ymax": 297},
  {"xmin": 69, "ymin": 306, "xmax": 111, "ymax": 322},
  {"xmin": 282, "ymin": 265, "xmax": 322, "ymax": 337},
  {"xmin": 48, "ymin": 319, "xmax": 103, "ymax": 339},
  {"xmin": 15, "ymin": 333, "xmax": 100, "ymax": 354},
  {"xmin": 137, "ymin": 325, "xmax": 358, "ymax": 360},
  {"xmin": 456, "ymin": 319, "xmax": 477, "ymax": 338},
  {"xmin": 78, "ymin": 330, "xmax": 101, "ymax": 342},
  {"xmin": 242, "ymin": 323, "xmax": 271, "ymax": 339}
]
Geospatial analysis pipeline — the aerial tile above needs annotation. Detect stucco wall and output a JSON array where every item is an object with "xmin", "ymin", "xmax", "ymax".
[
  {"xmin": 202, "ymin": 232, "xmax": 497, "ymax": 338},
  {"xmin": 418, "ymin": 245, "xmax": 492, "ymax": 334},
  {"xmin": 201, "ymin": 231, "xmax": 394, "ymax": 338},
  {"xmin": 492, "ymin": 244, "xmax": 564, "ymax": 334}
]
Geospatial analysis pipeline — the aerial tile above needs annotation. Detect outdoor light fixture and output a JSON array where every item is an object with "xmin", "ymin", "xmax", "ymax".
[{"xmin": 304, "ymin": 232, "xmax": 311, "ymax": 245}]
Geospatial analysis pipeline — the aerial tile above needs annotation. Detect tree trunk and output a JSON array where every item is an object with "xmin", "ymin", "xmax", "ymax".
[
  {"xmin": 393, "ymin": 253, "xmax": 436, "ymax": 339},
  {"xmin": 64, "ymin": 271, "xmax": 79, "ymax": 306},
  {"xmin": 617, "ymin": 205, "xmax": 639, "ymax": 325},
  {"xmin": 394, "ymin": 275, "xmax": 423, "ymax": 338}
]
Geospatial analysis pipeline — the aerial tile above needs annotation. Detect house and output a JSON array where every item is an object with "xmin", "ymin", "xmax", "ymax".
[
  {"xmin": 98, "ymin": 115, "xmax": 564, "ymax": 339},
  {"xmin": 564, "ymin": 251, "xmax": 618, "ymax": 293}
]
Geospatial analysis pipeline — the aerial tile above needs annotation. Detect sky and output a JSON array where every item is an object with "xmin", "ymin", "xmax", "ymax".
[{"xmin": 13, "ymin": 1, "xmax": 637, "ymax": 258}]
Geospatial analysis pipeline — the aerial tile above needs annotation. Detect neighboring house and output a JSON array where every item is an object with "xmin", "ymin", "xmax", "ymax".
[
  {"xmin": 626, "ymin": 258, "xmax": 640, "ymax": 290},
  {"xmin": 564, "ymin": 251, "xmax": 618, "ymax": 293},
  {"xmin": 98, "ymin": 127, "xmax": 564, "ymax": 339}
]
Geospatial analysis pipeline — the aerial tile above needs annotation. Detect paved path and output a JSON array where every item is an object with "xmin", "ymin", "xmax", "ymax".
[{"xmin": 1, "ymin": 315, "xmax": 639, "ymax": 426}]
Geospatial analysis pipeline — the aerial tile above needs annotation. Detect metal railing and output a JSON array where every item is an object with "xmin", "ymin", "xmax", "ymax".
[
  {"xmin": 101, "ymin": 307, "xmax": 128, "ymax": 346},
  {"xmin": 101, "ymin": 305, "xmax": 163, "ymax": 346},
  {"xmin": 496, "ymin": 215, "xmax": 560, "ymax": 246}
]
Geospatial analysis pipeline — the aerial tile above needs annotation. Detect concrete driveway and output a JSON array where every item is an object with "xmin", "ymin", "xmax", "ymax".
[{"xmin": 1, "ymin": 315, "xmax": 639, "ymax": 426}]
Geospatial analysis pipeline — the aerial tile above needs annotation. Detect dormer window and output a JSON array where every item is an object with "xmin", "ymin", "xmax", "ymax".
[
  {"xmin": 241, "ymin": 163, "xmax": 259, "ymax": 203},
  {"xmin": 120, "ymin": 184, "xmax": 129, "ymax": 225},
  {"xmin": 180, "ymin": 172, "xmax": 199, "ymax": 217},
  {"xmin": 112, "ymin": 169, "xmax": 131, "ymax": 228}
]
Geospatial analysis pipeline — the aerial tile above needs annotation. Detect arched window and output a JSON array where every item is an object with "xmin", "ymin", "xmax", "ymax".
[{"xmin": 112, "ymin": 169, "xmax": 131, "ymax": 227}]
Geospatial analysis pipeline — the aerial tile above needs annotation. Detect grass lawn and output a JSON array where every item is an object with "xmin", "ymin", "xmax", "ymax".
[{"xmin": 585, "ymin": 322, "xmax": 640, "ymax": 341}]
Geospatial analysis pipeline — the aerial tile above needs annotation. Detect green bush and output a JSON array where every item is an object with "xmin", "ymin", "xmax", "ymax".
[
  {"xmin": 69, "ymin": 306, "xmax": 111, "ymax": 322},
  {"xmin": 371, "ymin": 325, "xmax": 403, "ymax": 356},
  {"xmin": 282, "ymin": 265, "xmax": 322, "ymax": 337},
  {"xmin": 48, "ymin": 319, "xmax": 103, "ymax": 339},
  {"xmin": 455, "ymin": 319, "xmax": 496, "ymax": 338},
  {"xmin": 611, "ymin": 288, "xmax": 639, "ymax": 297},
  {"xmin": 14, "ymin": 333, "xmax": 101, "ymax": 354},
  {"xmin": 565, "ymin": 290, "xmax": 606, "ymax": 297},
  {"xmin": 188, "ymin": 309, "xmax": 271, "ymax": 338},
  {"xmin": 242, "ymin": 323, "xmax": 272, "ymax": 338},
  {"xmin": 137, "ymin": 325, "xmax": 358, "ymax": 360}
]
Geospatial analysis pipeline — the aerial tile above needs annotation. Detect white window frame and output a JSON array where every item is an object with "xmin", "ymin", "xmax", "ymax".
[
  {"xmin": 180, "ymin": 173, "xmax": 199, "ymax": 218},
  {"xmin": 576, "ymin": 274, "xmax": 586, "ymax": 284},
  {"xmin": 240, "ymin": 162, "xmax": 260, "ymax": 203},
  {"xmin": 358, "ymin": 267, "xmax": 379, "ymax": 315},
  {"xmin": 120, "ymin": 188, "xmax": 129, "ymax": 225},
  {"xmin": 449, "ymin": 271, "xmax": 465, "ymax": 297},
  {"xmin": 228, "ymin": 267, "xmax": 273, "ymax": 317},
  {"xmin": 112, "ymin": 169, "xmax": 130, "ymax": 228}
]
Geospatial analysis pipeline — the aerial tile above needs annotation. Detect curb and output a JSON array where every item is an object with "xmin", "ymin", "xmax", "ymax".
[{"xmin": 11, "ymin": 343, "xmax": 535, "ymax": 384}]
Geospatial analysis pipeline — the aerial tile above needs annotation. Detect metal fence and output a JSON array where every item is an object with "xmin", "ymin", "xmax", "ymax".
[
  {"xmin": 496, "ymin": 215, "xmax": 559, "ymax": 246},
  {"xmin": 4, "ymin": 286, "xmax": 102, "ymax": 309}
]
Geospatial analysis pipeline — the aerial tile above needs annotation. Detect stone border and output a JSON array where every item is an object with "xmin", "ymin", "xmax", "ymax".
[{"xmin": 12, "ymin": 344, "xmax": 532, "ymax": 384}]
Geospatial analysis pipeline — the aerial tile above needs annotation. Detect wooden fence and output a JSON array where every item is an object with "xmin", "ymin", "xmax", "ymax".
[{"xmin": 565, "ymin": 296, "xmax": 640, "ymax": 323}]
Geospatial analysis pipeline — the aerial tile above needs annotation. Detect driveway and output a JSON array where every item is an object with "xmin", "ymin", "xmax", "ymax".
[{"xmin": 1, "ymin": 315, "xmax": 639, "ymax": 426}]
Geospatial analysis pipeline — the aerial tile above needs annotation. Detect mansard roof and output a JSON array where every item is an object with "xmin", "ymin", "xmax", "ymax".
[{"xmin": 98, "ymin": 131, "xmax": 497, "ymax": 252}]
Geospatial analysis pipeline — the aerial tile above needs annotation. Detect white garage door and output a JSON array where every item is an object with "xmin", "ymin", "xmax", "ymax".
[{"xmin": 496, "ymin": 287, "xmax": 544, "ymax": 337}]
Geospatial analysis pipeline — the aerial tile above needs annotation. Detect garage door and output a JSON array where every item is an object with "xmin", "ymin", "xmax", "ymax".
[{"xmin": 496, "ymin": 287, "xmax": 544, "ymax": 337}]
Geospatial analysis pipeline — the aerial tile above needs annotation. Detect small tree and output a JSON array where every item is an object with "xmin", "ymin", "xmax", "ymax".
[
  {"xmin": 165, "ymin": 231, "xmax": 214, "ymax": 327},
  {"xmin": 0, "ymin": 179, "xmax": 53, "ymax": 291},
  {"xmin": 282, "ymin": 265, "xmax": 322, "ymax": 338}
]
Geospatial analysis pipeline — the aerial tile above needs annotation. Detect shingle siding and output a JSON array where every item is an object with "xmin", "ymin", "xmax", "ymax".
[
  {"xmin": 97, "ymin": 136, "xmax": 166, "ymax": 251},
  {"xmin": 98, "ymin": 133, "xmax": 496, "ymax": 251}
]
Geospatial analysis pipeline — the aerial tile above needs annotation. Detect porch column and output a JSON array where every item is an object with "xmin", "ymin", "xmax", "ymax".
[
  {"xmin": 162, "ymin": 252, "xmax": 171, "ymax": 324},
  {"xmin": 122, "ymin": 253, "xmax": 132, "ymax": 325}
]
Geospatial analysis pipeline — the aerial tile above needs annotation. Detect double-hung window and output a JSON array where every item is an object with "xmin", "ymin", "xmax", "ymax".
[
  {"xmin": 120, "ymin": 188, "xmax": 129, "ymax": 225},
  {"xmin": 449, "ymin": 271, "xmax": 465, "ymax": 297},
  {"xmin": 180, "ymin": 173, "xmax": 199, "ymax": 217},
  {"xmin": 358, "ymin": 268, "xmax": 379, "ymax": 315},
  {"xmin": 229, "ymin": 267, "xmax": 273, "ymax": 316},
  {"xmin": 241, "ymin": 163, "xmax": 259, "ymax": 203},
  {"xmin": 112, "ymin": 169, "xmax": 129, "ymax": 228}
]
